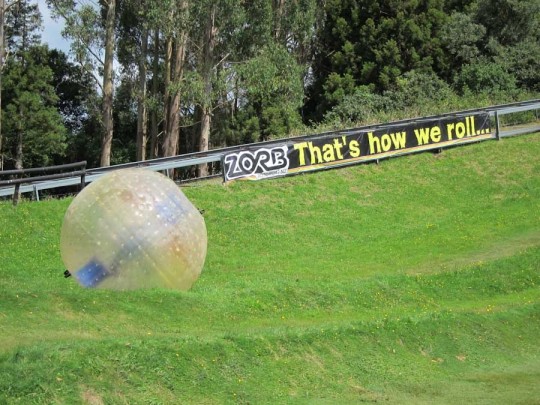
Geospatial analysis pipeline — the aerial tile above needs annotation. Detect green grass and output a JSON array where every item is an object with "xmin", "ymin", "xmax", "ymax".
[{"xmin": 1, "ymin": 134, "xmax": 539, "ymax": 404}]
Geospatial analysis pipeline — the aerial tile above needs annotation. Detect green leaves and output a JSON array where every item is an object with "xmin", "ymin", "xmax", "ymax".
[
  {"xmin": 234, "ymin": 44, "xmax": 304, "ymax": 140},
  {"xmin": 2, "ymin": 46, "xmax": 67, "ymax": 167},
  {"xmin": 454, "ymin": 60, "xmax": 517, "ymax": 96}
]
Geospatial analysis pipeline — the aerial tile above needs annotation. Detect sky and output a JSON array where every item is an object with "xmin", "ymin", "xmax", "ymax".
[{"xmin": 37, "ymin": 0, "xmax": 71, "ymax": 53}]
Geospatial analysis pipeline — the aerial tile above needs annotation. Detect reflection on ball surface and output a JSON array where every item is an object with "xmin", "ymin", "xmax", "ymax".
[{"xmin": 60, "ymin": 168, "xmax": 207, "ymax": 290}]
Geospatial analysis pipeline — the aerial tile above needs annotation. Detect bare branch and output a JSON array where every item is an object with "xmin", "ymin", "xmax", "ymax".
[
  {"xmin": 3, "ymin": 1, "xmax": 18, "ymax": 12},
  {"xmin": 214, "ymin": 52, "xmax": 229, "ymax": 70}
]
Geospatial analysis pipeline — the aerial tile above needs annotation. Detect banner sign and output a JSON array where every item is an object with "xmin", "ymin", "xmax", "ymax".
[{"xmin": 222, "ymin": 112, "xmax": 493, "ymax": 182}]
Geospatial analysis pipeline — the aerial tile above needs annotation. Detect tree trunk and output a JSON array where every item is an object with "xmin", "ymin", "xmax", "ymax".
[
  {"xmin": 198, "ymin": 107, "xmax": 210, "ymax": 176},
  {"xmin": 273, "ymin": 0, "xmax": 286, "ymax": 42},
  {"xmin": 13, "ymin": 24, "xmax": 24, "ymax": 203},
  {"xmin": 163, "ymin": 32, "xmax": 187, "ymax": 157},
  {"xmin": 136, "ymin": 27, "xmax": 149, "ymax": 162},
  {"xmin": 13, "ymin": 103, "xmax": 23, "ymax": 204},
  {"xmin": 15, "ymin": 103, "xmax": 22, "ymax": 171},
  {"xmin": 100, "ymin": 0, "xmax": 115, "ymax": 167},
  {"xmin": 197, "ymin": 6, "xmax": 217, "ymax": 178},
  {"xmin": 15, "ymin": 133, "xmax": 22, "ymax": 171},
  {"xmin": 162, "ymin": 34, "xmax": 172, "ymax": 156},
  {"xmin": 161, "ymin": 0, "xmax": 189, "ymax": 161},
  {"xmin": 149, "ymin": 28, "xmax": 159, "ymax": 159},
  {"xmin": 0, "ymin": 0, "xmax": 5, "ymax": 171}
]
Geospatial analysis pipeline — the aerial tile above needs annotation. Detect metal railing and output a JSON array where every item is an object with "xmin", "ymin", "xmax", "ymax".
[
  {"xmin": 0, "ymin": 161, "xmax": 87, "ymax": 204},
  {"xmin": 1, "ymin": 99, "xmax": 538, "ymax": 201}
]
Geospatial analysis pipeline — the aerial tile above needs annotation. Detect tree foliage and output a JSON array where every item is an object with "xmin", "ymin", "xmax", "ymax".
[
  {"xmin": 0, "ymin": 0, "xmax": 538, "ymax": 171},
  {"xmin": 1, "ymin": 1, "xmax": 66, "ymax": 170},
  {"xmin": 306, "ymin": 0, "xmax": 449, "ymax": 119},
  {"xmin": 2, "ymin": 45, "xmax": 66, "ymax": 168}
]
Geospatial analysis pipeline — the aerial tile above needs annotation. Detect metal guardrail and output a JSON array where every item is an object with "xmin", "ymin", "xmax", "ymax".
[
  {"xmin": 1, "ymin": 99, "xmax": 539, "ymax": 200},
  {"xmin": 0, "ymin": 161, "xmax": 87, "ymax": 204}
]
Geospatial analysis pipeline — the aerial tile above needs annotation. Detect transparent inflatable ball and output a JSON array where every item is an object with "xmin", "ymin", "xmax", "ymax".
[{"xmin": 60, "ymin": 168, "xmax": 207, "ymax": 290}]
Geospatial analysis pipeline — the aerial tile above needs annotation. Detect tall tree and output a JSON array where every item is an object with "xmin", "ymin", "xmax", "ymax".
[
  {"xmin": 148, "ymin": 28, "xmax": 160, "ymax": 159},
  {"xmin": 440, "ymin": 12, "xmax": 486, "ymax": 79},
  {"xmin": 234, "ymin": 43, "xmax": 304, "ymax": 142},
  {"xmin": 162, "ymin": 0, "xmax": 189, "ymax": 158},
  {"xmin": 476, "ymin": 0, "xmax": 540, "ymax": 47},
  {"xmin": 47, "ymin": 0, "xmax": 117, "ymax": 166},
  {"xmin": 47, "ymin": 48, "xmax": 100, "ymax": 164},
  {"xmin": 48, "ymin": 49, "xmax": 96, "ymax": 138},
  {"xmin": 0, "ymin": 0, "xmax": 22, "ymax": 170},
  {"xmin": 225, "ymin": 1, "xmax": 308, "ymax": 143},
  {"xmin": 2, "ymin": 45, "xmax": 66, "ymax": 169},
  {"xmin": 0, "ymin": 0, "xmax": 6, "ymax": 170},
  {"xmin": 117, "ymin": 0, "xmax": 154, "ymax": 162},
  {"xmin": 2, "ymin": 0, "xmax": 67, "ymax": 171},
  {"xmin": 4, "ymin": 0, "xmax": 54, "ymax": 171},
  {"xmin": 196, "ymin": 2, "xmax": 217, "ymax": 177},
  {"xmin": 135, "ymin": 27, "xmax": 148, "ymax": 161},
  {"xmin": 475, "ymin": 0, "xmax": 540, "ymax": 90},
  {"xmin": 272, "ymin": 0, "xmax": 318, "ymax": 67},
  {"xmin": 188, "ymin": 0, "xmax": 245, "ymax": 176},
  {"xmin": 306, "ymin": 0, "xmax": 448, "ymax": 121},
  {"xmin": 101, "ymin": 0, "xmax": 115, "ymax": 166}
]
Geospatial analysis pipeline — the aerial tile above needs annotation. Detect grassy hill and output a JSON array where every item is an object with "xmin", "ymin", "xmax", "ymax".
[{"xmin": 1, "ymin": 134, "xmax": 539, "ymax": 404}]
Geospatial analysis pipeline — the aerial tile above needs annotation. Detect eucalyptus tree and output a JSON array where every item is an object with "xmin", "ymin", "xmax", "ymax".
[
  {"xmin": 272, "ymin": 0, "xmax": 318, "ymax": 69},
  {"xmin": 101, "ymin": 0, "xmax": 115, "ymax": 166},
  {"xmin": 186, "ymin": 0, "xmax": 245, "ymax": 176},
  {"xmin": 152, "ymin": 0, "xmax": 189, "ymax": 158},
  {"xmin": 47, "ymin": 0, "xmax": 117, "ymax": 167},
  {"xmin": 117, "ymin": 0, "xmax": 149, "ymax": 161},
  {"xmin": 221, "ymin": 0, "xmax": 312, "ymax": 143},
  {"xmin": 194, "ymin": 1, "xmax": 219, "ymax": 176},
  {"xmin": 168, "ymin": 0, "xmax": 317, "ymax": 160}
]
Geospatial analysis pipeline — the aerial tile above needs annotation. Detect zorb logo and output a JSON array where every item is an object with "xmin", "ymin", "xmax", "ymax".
[{"xmin": 223, "ymin": 146, "xmax": 290, "ymax": 181}]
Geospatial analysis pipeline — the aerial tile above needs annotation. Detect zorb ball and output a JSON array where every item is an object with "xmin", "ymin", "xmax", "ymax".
[{"xmin": 60, "ymin": 168, "xmax": 207, "ymax": 290}]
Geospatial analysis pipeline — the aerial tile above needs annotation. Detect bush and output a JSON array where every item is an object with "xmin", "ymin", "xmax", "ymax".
[
  {"xmin": 389, "ymin": 70, "xmax": 455, "ymax": 109},
  {"xmin": 453, "ymin": 61, "xmax": 517, "ymax": 96},
  {"xmin": 323, "ymin": 85, "xmax": 390, "ymax": 126},
  {"xmin": 493, "ymin": 40, "xmax": 540, "ymax": 91}
]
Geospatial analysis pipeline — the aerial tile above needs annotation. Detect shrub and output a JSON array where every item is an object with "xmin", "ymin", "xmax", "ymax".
[
  {"xmin": 453, "ymin": 61, "xmax": 517, "ymax": 96},
  {"xmin": 389, "ymin": 70, "xmax": 455, "ymax": 109},
  {"xmin": 323, "ymin": 85, "xmax": 390, "ymax": 125}
]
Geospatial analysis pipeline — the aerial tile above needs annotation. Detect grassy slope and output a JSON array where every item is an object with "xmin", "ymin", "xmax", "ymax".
[{"xmin": 0, "ymin": 134, "xmax": 539, "ymax": 404}]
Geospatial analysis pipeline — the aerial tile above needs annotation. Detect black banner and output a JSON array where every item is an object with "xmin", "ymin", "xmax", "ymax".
[{"xmin": 223, "ymin": 112, "xmax": 493, "ymax": 182}]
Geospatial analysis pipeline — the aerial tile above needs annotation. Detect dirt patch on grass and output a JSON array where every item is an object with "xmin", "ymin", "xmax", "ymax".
[{"xmin": 81, "ymin": 387, "xmax": 104, "ymax": 405}]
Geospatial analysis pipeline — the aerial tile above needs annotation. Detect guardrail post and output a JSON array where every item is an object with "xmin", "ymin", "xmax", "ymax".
[
  {"xmin": 80, "ymin": 162, "xmax": 86, "ymax": 190},
  {"xmin": 494, "ymin": 110, "xmax": 501, "ymax": 140},
  {"xmin": 33, "ymin": 185, "xmax": 40, "ymax": 201},
  {"xmin": 12, "ymin": 183, "xmax": 20, "ymax": 206}
]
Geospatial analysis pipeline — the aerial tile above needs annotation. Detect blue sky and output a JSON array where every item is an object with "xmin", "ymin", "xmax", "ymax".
[{"xmin": 37, "ymin": 0, "xmax": 71, "ymax": 53}]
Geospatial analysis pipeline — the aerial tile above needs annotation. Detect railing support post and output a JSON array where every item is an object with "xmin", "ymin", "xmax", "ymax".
[
  {"xmin": 80, "ymin": 164, "xmax": 86, "ymax": 191},
  {"xmin": 12, "ymin": 183, "xmax": 20, "ymax": 206},
  {"xmin": 33, "ymin": 185, "xmax": 40, "ymax": 201},
  {"xmin": 494, "ymin": 110, "xmax": 501, "ymax": 140}
]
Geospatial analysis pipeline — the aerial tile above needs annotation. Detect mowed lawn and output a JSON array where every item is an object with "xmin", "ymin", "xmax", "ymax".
[{"xmin": 0, "ymin": 133, "xmax": 539, "ymax": 404}]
